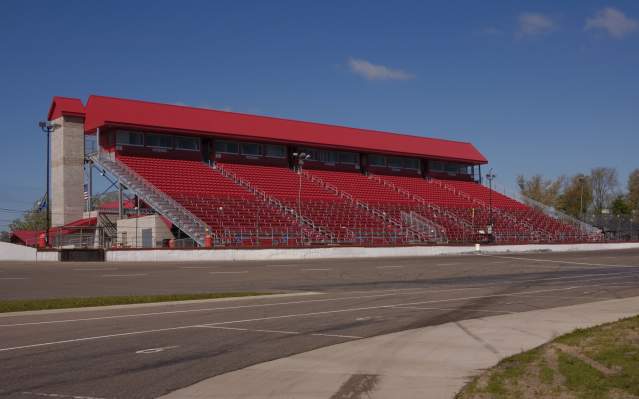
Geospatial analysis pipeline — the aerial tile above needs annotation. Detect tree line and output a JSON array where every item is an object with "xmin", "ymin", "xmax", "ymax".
[{"xmin": 517, "ymin": 167, "xmax": 639, "ymax": 220}]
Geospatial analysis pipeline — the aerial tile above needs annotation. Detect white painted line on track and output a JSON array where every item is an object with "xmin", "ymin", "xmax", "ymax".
[
  {"xmin": 312, "ymin": 333, "xmax": 363, "ymax": 339},
  {"xmin": 0, "ymin": 284, "xmax": 628, "ymax": 353},
  {"xmin": 180, "ymin": 266, "xmax": 212, "ymax": 269},
  {"xmin": 266, "ymin": 264, "xmax": 300, "ymax": 268},
  {"xmin": 20, "ymin": 391, "xmax": 105, "ymax": 399},
  {"xmin": 197, "ymin": 325, "xmax": 363, "ymax": 339},
  {"xmin": 302, "ymin": 268, "xmax": 331, "ymax": 271},
  {"xmin": 2, "ymin": 272, "xmax": 637, "ymax": 328},
  {"xmin": 485, "ymin": 254, "xmax": 639, "ymax": 269},
  {"xmin": 376, "ymin": 265, "xmax": 404, "ymax": 269},
  {"xmin": 209, "ymin": 271, "xmax": 248, "ymax": 274},
  {"xmin": 392, "ymin": 306, "xmax": 516, "ymax": 314},
  {"xmin": 73, "ymin": 268, "xmax": 118, "ymax": 271},
  {"xmin": 197, "ymin": 325, "xmax": 300, "ymax": 335},
  {"xmin": 0, "ymin": 277, "xmax": 28, "ymax": 280},
  {"xmin": 135, "ymin": 345, "xmax": 179, "ymax": 354},
  {"xmin": 100, "ymin": 273, "xmax": 147, "ymax": 277}
]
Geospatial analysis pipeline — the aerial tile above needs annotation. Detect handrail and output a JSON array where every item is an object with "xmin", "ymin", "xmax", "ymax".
[
  {"xmin": 488, "ymin": 180, "xmax": 601, "ymax": 236},
  {"xmin": 370, "ymin": 174, "xmax": 472, "ymax": 231},
  {"xmin": 215, "ymin": 163, "xmax": 335, "ymax": 242},
  {"xmin": 307, "ymin": 172, "xmax": 429, "ymax": 243},
  {"xmin": 89, "ymin": 155, "xmax": 210, "ymax": 244}
]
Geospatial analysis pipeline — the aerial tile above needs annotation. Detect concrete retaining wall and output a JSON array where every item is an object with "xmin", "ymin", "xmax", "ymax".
[
  {"xmin": 3, "ymin": 242, "xmax": 638, "ymax": 263},
  {"xmin": 0, "ymin": 242, "xmax": 36, "ymax": 261},
  {"xmin": 106, "ymin": 242, "xmax": 639, "ymax": 262}
]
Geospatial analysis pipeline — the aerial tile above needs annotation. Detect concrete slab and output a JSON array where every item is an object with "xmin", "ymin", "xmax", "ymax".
[{"xmin": 159, "ymin": 296, "xmax": 639, "ymax": 399}]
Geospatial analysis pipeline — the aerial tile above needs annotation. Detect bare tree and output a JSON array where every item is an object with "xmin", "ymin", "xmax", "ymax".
[
  {"xmin": 590, "ymin": 167, "xmax": 618, "ymax": 214},
  {"xmin": 517, "ymin": 174, "xmax": 564, "ymax": 207}
]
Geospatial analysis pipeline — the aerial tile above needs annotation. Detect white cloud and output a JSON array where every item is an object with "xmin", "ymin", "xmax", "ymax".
[
  {"xmin": 518, "ymin": 12, "xmax": 556, "ymax": 36},
  {"xmin": 347, "ymin": 58, "xmax": 414, "ymax": 81},
  {"xmin": 586, "ymin": 7, "xmax": 638, "ymax": 38}
]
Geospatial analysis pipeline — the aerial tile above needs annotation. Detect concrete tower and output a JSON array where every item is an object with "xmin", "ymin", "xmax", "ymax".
[{"xmin": 47, "ymin": 97, "xmax": 86, "ymax": 227}]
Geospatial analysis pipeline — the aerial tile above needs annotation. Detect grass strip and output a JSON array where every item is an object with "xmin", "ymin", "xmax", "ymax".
[
  {"xmin": 456, "ymin": 314, "xmax": 639, "ymax": 399},
  {"xmin": 0, "ymin": 292, "xmax": 272, "ymax": 313}
]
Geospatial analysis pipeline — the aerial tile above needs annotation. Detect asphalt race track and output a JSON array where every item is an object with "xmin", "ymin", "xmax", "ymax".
[{"xmin": 1, "ymin": 249, "xmax": 639, "ymax": 398}]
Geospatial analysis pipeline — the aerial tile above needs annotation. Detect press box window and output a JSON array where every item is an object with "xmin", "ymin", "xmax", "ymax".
[
  {"xmin": 116, "ymin": 131, "xmax": 144, "ymax": 146},
  {"xmin": 336, "ymin": 152, "xmax": 356, "ymax": 164},
  {"xmin": 265, "ymin": 144, "xmax": 286, "ymax": 158},
  {"xmin": 175, "ymin": 136, "xmax": 200, "ymax": 151},
  {"xmin": 145, "ymin": 134, "xmax": 173, "ymax": 148},
  {"xmin": 215, "ymin": 141, "xmax": 239, "ymax": 154},
  {"xmin": 430, "ymin": 161, "xmax": 445, "ymax": 172},
  {"xmin": 368, "ymin": 154, "xmax": 386, "ymax": 167},
  {"xmin": 240, "ymin": 143, "xmax": 261, "ymax": 156}
]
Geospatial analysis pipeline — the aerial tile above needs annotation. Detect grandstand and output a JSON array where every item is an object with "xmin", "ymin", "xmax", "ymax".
[{"xmin": 37, "ymin": 95, "xmax": 600, "ymax": 249}]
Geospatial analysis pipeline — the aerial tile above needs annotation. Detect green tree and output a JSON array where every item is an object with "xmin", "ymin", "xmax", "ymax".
[
  {"xmin": 517, "ymin": 174, "xmax": 564, "ymax": 207},
  {"xmin": 590, "ymin": 167, "xmax": 618, "ymax": 214},
  {"xmin": 557, "ymin": 174, "xmax": 592, "ymax": 218},
  {"xmin": 611, "ymin": 195, "xmax": 631, "ymax": 216},
  {"xmin": 8, "ymin": 202, "xmax": 47, "ymax": 231},
  {"xmin": 628, "ymin": 169, "xmax": 639, "ymax": 212}
]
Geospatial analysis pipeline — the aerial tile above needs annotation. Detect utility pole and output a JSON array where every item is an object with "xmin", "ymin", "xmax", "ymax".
[{"xmin": 38, "ymin": 121, "xmax": 60, "ymax": 247}]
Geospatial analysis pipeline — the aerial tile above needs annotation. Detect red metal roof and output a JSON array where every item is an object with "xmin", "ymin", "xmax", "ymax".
[
  {"xmin": 61, "ymin": 95, "xmax": 487, "ymax": 164},
  {"xmin": 10, "ymin": 217, "xmax": 97, "ymax": 246},
  {"xmin": 48, "ymin": 96, "xmax": 86, "ymax": 120}
]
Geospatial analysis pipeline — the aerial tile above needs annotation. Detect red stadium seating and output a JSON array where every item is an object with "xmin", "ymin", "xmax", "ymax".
[
  {"xmin": 116, "ymin": 154, "xmax": 588, "ymax": 246},
  {"xmin": 117, "ymin": 155, "xmax": 310, "ymax": 246},
  {"xmin": 218, "ymin": 163, "xmax": 408, "ymax": 244}
]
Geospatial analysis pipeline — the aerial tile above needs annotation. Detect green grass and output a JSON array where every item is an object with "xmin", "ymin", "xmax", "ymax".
[
  {"xmin": 456, "ymin": 315, "xmax": 639, "ymax": 399},
  {"xmin": 0, "ymin": 292, "xmax": 272, "ymax": 313}
]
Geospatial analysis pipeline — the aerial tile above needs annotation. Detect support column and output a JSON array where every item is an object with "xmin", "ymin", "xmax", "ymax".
[
  {"xmin": 86, "ymin": 160, "xmax": 93, "ymax": 212},
  {"xmin": 51, "ymin": 115, "xmax": 85, "ymax": 226},
  {"xmin": 118, "ymin": 183, "xmax": 124, "ymax": 219}
]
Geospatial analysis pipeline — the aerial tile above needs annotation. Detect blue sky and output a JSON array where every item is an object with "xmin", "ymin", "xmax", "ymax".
[{"xmin": 0, "ymin": 0, "xmax": 637, "ymax": 230}]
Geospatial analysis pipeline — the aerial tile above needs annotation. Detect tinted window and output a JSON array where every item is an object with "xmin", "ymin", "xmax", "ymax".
[
  {"xmin": 338, "ymin": 152, "xmax": 358, "ymax": 164},
  {"xmin": 265, "ymin": 144, "xmax": 286, "ymax": 158},
  {"xmin": 215, "ymin": 141, "xmax": 239, "ymax": 154},
  {"xmin": 175, "ymin": 136, "xmax": 200, "ymax": 151},
  {"xmin": 146, "ymin": 134, "xmax": 173, "ymax": 148},
  {"xmin": 368, "ymin": 154, "xmax": 386, "ymax": 166},
  {"xmin": 240, "ymin": 143, "xmax": 261, "ymax": 156},
  {"xmin": 116, "ymin": 131, "xmax": 144, "ymax": 146}
]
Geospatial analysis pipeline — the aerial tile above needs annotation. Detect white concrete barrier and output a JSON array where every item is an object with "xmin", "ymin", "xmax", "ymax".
[
  {"xmin": 106, "ymin": 242, "xmax": 639, "ymax": 262},
  {"xmin": 36, "ymin": 251, "xmax": 61, "ymax": 262},
  {"xmin": 0, "ymin": 242, "xmax": 36, "ymax": 261}
]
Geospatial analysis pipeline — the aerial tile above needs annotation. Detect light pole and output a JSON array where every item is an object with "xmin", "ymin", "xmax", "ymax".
[
  {"xmin": 485, "ymin": 168, "xmax": 496, "ymax": 241},
  {"xmin": 292, "ymin": 152, "xmax": 311, "ymax": 244},
  {"xmin": 38, "ymin": 121, "xmax": 60, "ymax": 247},
  {"xmin": 578, "ymin": 176, "xmax": 585, "ymax": 218}
]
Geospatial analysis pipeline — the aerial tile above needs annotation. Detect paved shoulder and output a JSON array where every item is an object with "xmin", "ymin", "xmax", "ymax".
[{"xmin": 159, "ymin": 296, "xmax": 639, "ymax": 399}]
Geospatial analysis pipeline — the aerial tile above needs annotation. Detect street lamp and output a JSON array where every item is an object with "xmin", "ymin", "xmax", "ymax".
[
  {"xmin": 485, "ymin": 168, "xmax": 496, "ymax": 241},
  {"xmin": 292, "ymin": 152, "xmax": 311, "ymax": 244},
  {"xmin": 38, "ymin": 121, "xmax": 60, "ymax": 247},
  {"xmin": 578, "ymin": 176, "xmax": 585, "ymax": 218}
]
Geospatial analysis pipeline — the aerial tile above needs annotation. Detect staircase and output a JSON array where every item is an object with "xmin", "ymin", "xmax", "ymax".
[
  {"xmin": 88, "ymin": 154, "xmax": 210, "ymax": 246},
  {"xmin": 214, "ymin": 162, "xmax": 335, "ymax": 244},
  {"xmin": 303, "ymin": 171, "xmax": 435, "ymax": 244}
]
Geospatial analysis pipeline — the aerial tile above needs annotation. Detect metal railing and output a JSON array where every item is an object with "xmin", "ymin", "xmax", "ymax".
[{"xmin": 89, "ymin": 154, "xmax": 210, "ymax": 245}]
